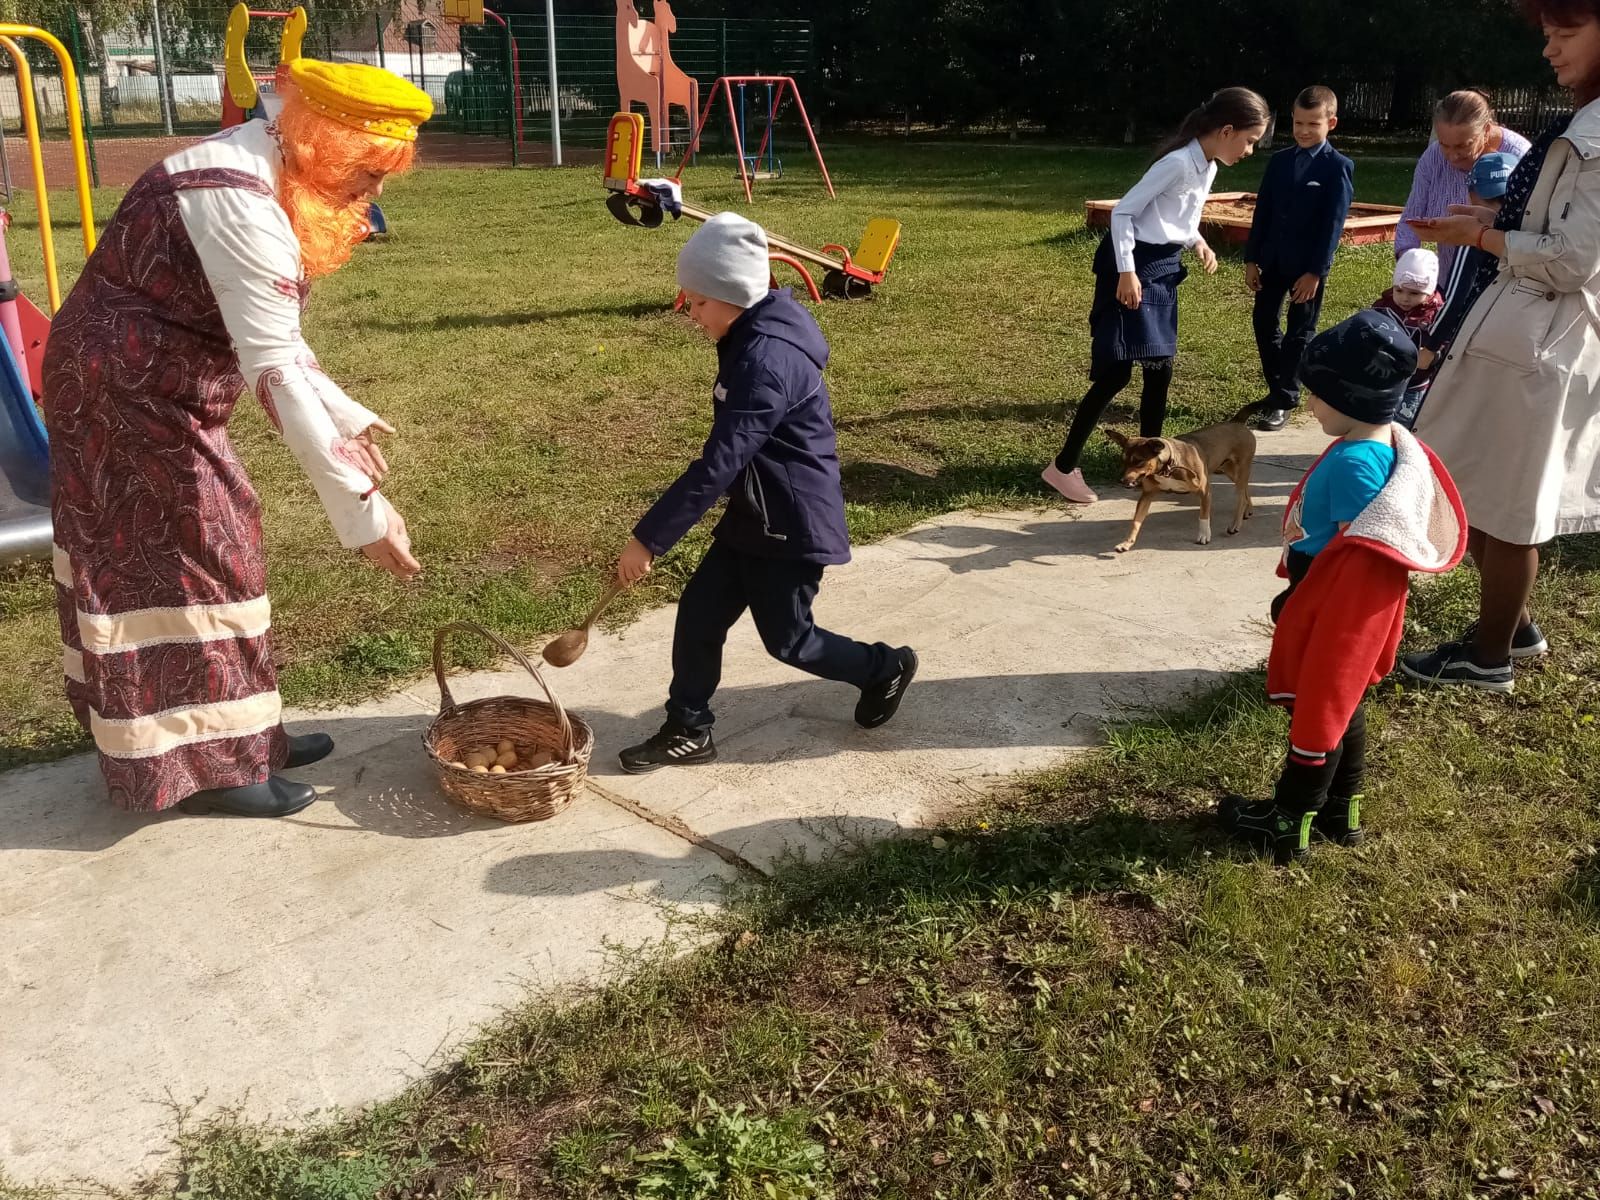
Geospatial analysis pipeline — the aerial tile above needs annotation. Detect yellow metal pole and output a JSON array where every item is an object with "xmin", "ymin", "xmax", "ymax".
[
  {"xmin": 0, "ymin": 24, "xmax": 98, "ymax": 256},
  {"xmin": 0, "ymin": 35, "xmax": 61, "ymax": 313}
]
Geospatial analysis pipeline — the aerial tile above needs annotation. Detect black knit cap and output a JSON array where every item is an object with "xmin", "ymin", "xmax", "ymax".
[{"xmin": 1297, "ymin": 308, "xmax": 1418, "ymax": 425}]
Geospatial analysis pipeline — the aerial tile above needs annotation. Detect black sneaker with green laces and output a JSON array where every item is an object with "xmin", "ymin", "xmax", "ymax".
[
  {"xmin": 619, "ymin": 722, "xmax": 717, "ymax": 774},
  {"xmin": 1218, "ymin": 795, "xmax": 1314, "ymax": 866},
  {"xmin": 1313, "ymin": 794, "xmax": 1365, "ymax": 847}
]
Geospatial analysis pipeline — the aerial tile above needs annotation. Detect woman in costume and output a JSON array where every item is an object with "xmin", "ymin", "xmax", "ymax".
[{"xmin": 43, "ymin": 59, "xmax": 432, "ymax": 818}]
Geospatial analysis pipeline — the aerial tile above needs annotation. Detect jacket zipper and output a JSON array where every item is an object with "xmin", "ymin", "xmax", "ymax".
[{"xmin": 737, "ymin": 379, "xmax": 821, "ymax": 545}]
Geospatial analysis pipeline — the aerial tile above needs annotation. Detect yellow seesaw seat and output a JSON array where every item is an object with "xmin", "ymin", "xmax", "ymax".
[{"xmin": 852, "ymin": 218, "xmax": 901, "ymax": 276}]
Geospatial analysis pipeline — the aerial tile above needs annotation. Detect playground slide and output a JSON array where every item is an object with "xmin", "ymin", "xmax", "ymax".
[{"xmin": 0, "ymin": 335, "xmax": 51, "ymax": 563}]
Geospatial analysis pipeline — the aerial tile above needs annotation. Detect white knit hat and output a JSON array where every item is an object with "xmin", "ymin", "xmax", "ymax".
[
  {"xmin": 677, "ymin": 212, "xmax": 771, "ymax": 309},
  {"xmin": 1394, "ymin": 247, "xmax": 1439, "ymax": 294}
]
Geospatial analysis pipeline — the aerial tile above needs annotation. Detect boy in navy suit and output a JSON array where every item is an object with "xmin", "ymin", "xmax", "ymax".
[{"xmin": 1244, "ymin": 86, "xmax": 1356, "ymax": 432}]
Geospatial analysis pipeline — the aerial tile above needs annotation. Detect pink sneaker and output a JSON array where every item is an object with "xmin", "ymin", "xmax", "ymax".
[{"xmin": 1041, "ymin": 463, "xmax": 1097, "ymax": 504}]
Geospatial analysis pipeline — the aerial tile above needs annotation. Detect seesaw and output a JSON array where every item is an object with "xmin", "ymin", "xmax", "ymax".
[{"xmin": 601, "ymin": 112, "xmax": 899, "ymax": 302}]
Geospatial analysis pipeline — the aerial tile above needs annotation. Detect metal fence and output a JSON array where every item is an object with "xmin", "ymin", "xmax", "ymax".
[
  {"xmin": 0, "ymin": 6, "xmax": 816, "ymax": 185},
  {"xmin": 446, "ymin": 13, "xmax": 816, "ymax": 164},
  {"xmin": 1316, "ymin": 76, "xmax": 1572, "ymax": 139}
]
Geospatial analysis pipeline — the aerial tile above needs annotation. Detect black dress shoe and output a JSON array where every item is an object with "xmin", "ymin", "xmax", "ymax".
[
  {"xmin": 178, "ymin": 775, "xmax": 317, "ymax": 817},
  {"xmin": 283, "ymin": 731, "xmax": 334, "ymax": 770},
  {"xmin": 1253, "ymin": 408, "xmax": 1292, "ymax": 432}
]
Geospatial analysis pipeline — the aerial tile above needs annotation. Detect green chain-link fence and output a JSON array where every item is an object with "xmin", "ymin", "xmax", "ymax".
[
  {"xmin": 0, "ymin": 4, "xmax": 815, "ymax": 188},
  {"xmin": 450, "ymin": 12, "xmax": 816, "ymax": 165}
]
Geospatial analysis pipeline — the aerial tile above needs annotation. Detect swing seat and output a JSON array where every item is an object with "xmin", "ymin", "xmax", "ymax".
[
  {"xmin": 740, "ymin": 156, "xmax": 783, "ymax": 182},
  {"xmin": 853, "ymin": 218, "xmax": 901, "ymax": 277}
]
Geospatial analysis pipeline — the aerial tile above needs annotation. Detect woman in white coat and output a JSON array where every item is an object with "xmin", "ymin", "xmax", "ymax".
[{"xmin": 1402, "ymin": 1, "xmax": 1600, "ymax": 694}]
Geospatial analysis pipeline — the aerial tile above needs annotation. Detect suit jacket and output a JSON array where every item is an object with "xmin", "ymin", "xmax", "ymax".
[{"xmin": 1245, "ymin": 142, "xmax": 1356, "ymax": 279}]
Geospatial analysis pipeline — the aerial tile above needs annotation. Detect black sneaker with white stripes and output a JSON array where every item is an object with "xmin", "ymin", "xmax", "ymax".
[
  {"xmin": 855, "ymin": 647, "xmax": 919, "ymax": 729},
  {"xmin": 1461, "ymin": 618, "xmax": 1550, "ymax": 660},
  {"xmin": 619, "ymin": 722, "xmax": 717, "ymax": 774},
  {"xmin": 1400, "ymin": 642, "xmax": 1515, "ymax": 693}
]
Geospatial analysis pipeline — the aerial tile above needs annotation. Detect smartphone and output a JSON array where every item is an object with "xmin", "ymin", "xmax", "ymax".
[{"xmin": 1405, "ymin": 217, "xmax": 1438, "ymax": 230}]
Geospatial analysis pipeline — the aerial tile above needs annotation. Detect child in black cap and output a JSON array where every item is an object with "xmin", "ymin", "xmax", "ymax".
[{"xmin": 1219, "ymin": 310, "xmax": 1467, "ymax": 865}]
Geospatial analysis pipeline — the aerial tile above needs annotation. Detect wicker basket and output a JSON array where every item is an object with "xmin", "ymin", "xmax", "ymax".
[{"xmin": 423, "ymin": 621, "xmax": 594, "ymax": 822}]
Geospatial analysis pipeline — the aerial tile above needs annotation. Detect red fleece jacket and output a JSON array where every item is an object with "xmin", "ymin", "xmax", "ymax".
[{"xmin": 1267, "ymin": 426, "xmax": 1466, "ymax": 758}]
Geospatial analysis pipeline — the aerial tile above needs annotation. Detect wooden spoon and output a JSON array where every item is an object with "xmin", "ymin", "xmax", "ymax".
[{"xmin": 541, "ymin": 580, "xmax": 625, "ymax": 668}]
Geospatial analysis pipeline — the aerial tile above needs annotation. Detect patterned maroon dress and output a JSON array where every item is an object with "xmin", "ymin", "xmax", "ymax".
[{"xmin": 43, "ymin": 163, "xmax": 296, "ymax": 811}]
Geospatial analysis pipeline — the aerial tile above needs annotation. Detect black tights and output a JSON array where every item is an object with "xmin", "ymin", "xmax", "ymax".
[
  {"xmin": 1273, "ymin": 704, "xmax": 1368, "ymax": 813},
  {"xmin": 1054, "ymin": 358, "xmax": 1173, "ymax": 473}
]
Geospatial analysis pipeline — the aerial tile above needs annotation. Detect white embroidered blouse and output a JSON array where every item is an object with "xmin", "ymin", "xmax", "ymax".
[{"xmin": 165, "ymin": 121, "xmax": 388, "ymax": 550}]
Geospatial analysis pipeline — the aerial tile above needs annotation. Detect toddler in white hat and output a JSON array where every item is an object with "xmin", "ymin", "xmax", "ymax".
[
  {"xmin": 1374, "ymin": 248, "xmax": 1443, "ymax": 338},
  {"xmin": 1374, "ymin": 248, "xmax": 1444, "ymax": 429}
]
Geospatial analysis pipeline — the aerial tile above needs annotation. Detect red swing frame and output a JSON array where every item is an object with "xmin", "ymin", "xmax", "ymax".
[{"xmin": 672, "ymin": 75, "xmax": 836, "ymax": 204}]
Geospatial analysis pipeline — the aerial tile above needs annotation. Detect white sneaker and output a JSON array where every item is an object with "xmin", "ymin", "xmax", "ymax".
[{"xmin": 1041, "ymin": 463, "xmax": 1097, "ymax": 504}]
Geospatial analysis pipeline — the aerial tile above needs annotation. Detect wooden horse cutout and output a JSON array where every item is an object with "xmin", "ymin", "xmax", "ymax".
[
  {"xmin": 652, "ymin": 0, "xmax": 699, "ymax": 154},
  {"xmin": 615, "ymin": 0, "xmax": 662, "ymax": 152}
]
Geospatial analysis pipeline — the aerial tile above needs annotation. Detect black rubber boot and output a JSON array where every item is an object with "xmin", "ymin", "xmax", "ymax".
[
  {"xmin": 283, "ymin": 732, "xmax": 334, "ymax": 770},
  {"xmin": 1313, "ymin": 794, "xmax": 1365, "ymax": 846},
  {"xmin": 1218, "ymin": 795, "xmax": 1313, "ymax": 866},
  {"xmin": 178, "ymin": 775, "xmax": 317, "ymax": 817},
  {"xmin": 619, "ymin": 722, "xmax": 717, "ymax": 774}
]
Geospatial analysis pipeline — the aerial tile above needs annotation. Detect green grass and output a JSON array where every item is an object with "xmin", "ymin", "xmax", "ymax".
[
  {"xmin": 0, "ymin": 141, "xmax": 1416, "ymax": 767},
  {"xmin": 8, "ymin": 140, "xmax": 1600, "ymax": 1198},
  {"xmin": 39, "ymin": 529, "xmax": 1595, "ymax": 1200}
]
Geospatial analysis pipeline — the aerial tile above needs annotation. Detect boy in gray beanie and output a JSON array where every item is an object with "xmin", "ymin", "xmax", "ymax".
[{"xmin": 614, "ymin": 213, "xmax": 918, "ymax": 773}]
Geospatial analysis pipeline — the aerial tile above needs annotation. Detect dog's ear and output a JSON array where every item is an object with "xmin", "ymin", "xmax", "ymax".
[{"xmin": 1105, "ymin": 428, "xmax": 1132, "ymax": 449}]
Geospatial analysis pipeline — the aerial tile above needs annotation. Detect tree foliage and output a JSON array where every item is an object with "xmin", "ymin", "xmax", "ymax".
[
  {"xmin": 0, "ymin": 0, "xmax": 1554, "ymax": 133},
  {"xmin": 503, "ymin": 0, "xmax": 1549, "ymax": 134}
]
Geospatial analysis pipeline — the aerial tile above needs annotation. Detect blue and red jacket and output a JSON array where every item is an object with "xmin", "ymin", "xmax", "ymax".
[{"xmin": 1268, "ymin": 426, "xmax": 1466, "ymax": 759}]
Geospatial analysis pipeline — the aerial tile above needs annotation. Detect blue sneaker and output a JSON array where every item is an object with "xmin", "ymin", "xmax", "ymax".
[
  {"xmin": 1461, "ymin": 619, "xmax": 1549, "ymax": 660},
  {"xmin": 1400, "ymin": 642, "xmax": 1514, "ymax": 694}
]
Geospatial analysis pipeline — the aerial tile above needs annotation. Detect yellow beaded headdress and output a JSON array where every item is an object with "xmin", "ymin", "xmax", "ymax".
[{"xmin": 286, "ymin": 59, "xmax": 433, "ymax": 143}]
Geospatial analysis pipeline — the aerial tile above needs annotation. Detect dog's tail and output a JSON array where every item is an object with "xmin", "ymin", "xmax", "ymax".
[{"xmin": 1225, "ymin": 401, "xmax": 1261, "ymax": 425}]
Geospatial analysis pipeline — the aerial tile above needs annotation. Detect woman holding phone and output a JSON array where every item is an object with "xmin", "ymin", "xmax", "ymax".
[{"xmin": 1401, "ymin": 0, "xmax": 1600, "ymax": 694}]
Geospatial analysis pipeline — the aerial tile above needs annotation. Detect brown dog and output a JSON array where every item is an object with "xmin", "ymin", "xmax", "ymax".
[{"xmin": 1105, "ymin": 410, "xmax": 1256, "ymax": 553}]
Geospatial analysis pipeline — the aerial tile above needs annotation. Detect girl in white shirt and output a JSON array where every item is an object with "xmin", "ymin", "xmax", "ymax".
[{"xmin": 1044, "ymin": 87, "xmax": 1271, "ymax": 504}]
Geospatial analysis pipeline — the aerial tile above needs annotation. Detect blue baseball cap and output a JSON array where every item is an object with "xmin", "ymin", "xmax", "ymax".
[{"xmin": 1469, "ymin": 151, "xmax": 1517, "ymax": 200}]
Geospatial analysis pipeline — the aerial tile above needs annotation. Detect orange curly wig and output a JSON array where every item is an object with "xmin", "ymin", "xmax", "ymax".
[{"xmin": 277, "ymin": 86, "xmax": 416, "ymax": 277}]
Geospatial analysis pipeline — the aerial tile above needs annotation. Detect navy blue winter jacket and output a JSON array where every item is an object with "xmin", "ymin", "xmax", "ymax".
[
  {"xmin": 633, "ymin": 289, "xmax": 851, "ymax": 565},
  {"xmin": 1244, "ymin": 141, "xmax": 1355, "ymax": 279}
]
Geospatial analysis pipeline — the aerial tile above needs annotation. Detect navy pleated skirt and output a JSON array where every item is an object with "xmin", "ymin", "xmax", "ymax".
[{"xmin": 1088, "ymin": 235, "xmax": 1186, "ymax": 377}]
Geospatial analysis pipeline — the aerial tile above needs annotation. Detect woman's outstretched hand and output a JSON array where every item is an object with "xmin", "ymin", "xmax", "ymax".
[
  {"xmin": 336, "ymin": 418, "xmax": 395, "ymax": 486},
  {"xmin": 361, "ymin": 494, "xmax": 422, "ymax": 581},
  {"xmin": 1412, "ymin": 205, "xmax": 1495, "ymax": 248},
  {"xmin": 1448, "ymin": 202, "xmax": 1500, "ymax": 225}
]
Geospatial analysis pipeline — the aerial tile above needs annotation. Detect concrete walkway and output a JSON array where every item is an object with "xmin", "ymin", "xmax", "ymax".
[{"xmin": 1, "ymin": 428, "xmax": 1326, "ymax": 1189}]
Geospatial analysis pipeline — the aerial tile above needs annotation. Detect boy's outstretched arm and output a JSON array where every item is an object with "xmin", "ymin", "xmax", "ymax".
[{"xmin": 625, "ymin": 360, "xmax": 790, "ymax": 568}]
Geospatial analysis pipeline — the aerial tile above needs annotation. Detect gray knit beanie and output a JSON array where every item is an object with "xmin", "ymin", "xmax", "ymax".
[{"xmin": 677, "ymin": 212, "xmax": 771, "ymax": 308}]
